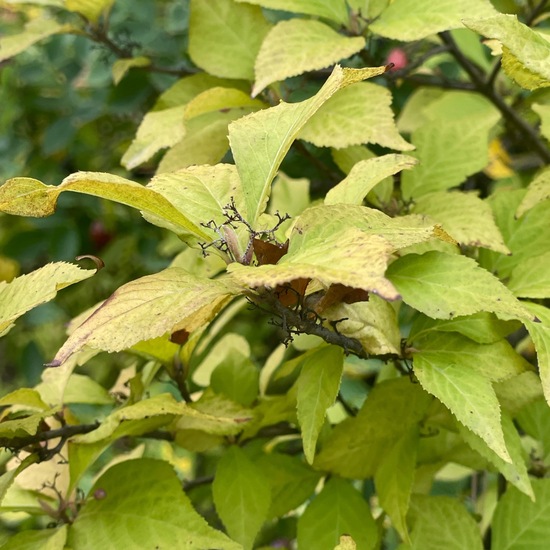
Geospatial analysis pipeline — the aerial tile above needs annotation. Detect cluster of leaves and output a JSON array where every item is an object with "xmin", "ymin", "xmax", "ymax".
[{"xmin": 1, "ymin": 0, "xmax": 550, "ymax": 548}]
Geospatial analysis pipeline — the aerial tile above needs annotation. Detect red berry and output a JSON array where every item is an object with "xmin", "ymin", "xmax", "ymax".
[{"xmin": 386, "ymin": 48, "xmax": 408, "ymax": 71}]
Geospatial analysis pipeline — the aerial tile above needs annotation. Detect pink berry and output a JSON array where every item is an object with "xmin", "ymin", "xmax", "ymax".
[{"xmin": 386, "ymin": 48, "xmax": 407, "ymax": 71}]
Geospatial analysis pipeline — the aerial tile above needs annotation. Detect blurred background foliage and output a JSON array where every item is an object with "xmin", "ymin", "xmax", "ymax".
[{"xmin": 0, "ymin": 0, "xmax": 194, "ymax": 389}]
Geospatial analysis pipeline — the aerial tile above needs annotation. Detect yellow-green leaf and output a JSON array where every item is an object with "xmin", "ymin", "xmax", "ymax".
[
  {"xmin": 508, "ymin": 251, "xmax": 550, "ymax": 299},
  {"xmin": 0, "ymin": 172, "xmax": 208, "ymax": 239},
  {"xmin": 235, "ymin": 0, "xmax": 349, "ymax": 24},
  {"xmin": 300, "ymin": 82, "xmax": 413, "ymax": 151},
  {"xmin": 0, "ymin": 17, "xmax": 64, "ymax": 62},
  {"xmin": 253, "ymin": 19, "xmax": 365, "ymax": 96},
  {"xmin": 533, "ymin": 103, "xmax": 550, "ymax": 143},
  {"xmin": 111, "ymin": 56, "xmax": 150, "ymax": 85},
  {"xmin": 229, "ymin": 64, "xmax": 388, "ymax": 226},
  {"xmin": 325, "ymin": 154, "xmax": 417, "ymax": 205},
  {"xmin": 65, "ymin": 0, "xmax": 114, "ymax": 23},
  {"xmin": 387, "ymin": 251, "xmax": 535, "ymax": 322},
  {"xmin": 412, "ymin": 191, "xmax": 510, "ymax": 254},
  {"xmin": 464, "ymin": 15, "xmax": 550, "ymax": 90},
  {"xmin": 371, "ymin": 0, "xmax": 496, "ymax": 41},
  {"xmin": 0, "ymin": 262, "xmax": 95, "ymax": 337},
  {"xmin": 0, "ymin": 389, "xmax": 49, "ymax": 411},
  {"xmin": 515, "ymin": 166, "xmax": 550, "ymax": 218},
  {"xmin": 121, "ymin": 106, "xmax": 187, "ymax": 169},
  {"xmin": 297, "ymin": 346, "xmax": 344, "ymax": 463},
  {"xmin": 189, "ymin": 0, "xmax": 271, "ymax": 80},
  {"xmin": 49, "ymin": 268, "xmax": 242, "ymax": 366},
  {"xmin": 184, "ymin": 87, "xmax": 265, "ymax": 119},
  {"xmin": 523, "ymin": 302, "xmax": 550, "ymax": 407}
]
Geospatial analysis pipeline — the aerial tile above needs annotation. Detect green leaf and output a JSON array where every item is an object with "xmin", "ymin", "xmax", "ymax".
[
  {"xmin": 121, "ymin": 106, "xmax": 187, "ymax": 169},
  {"xmin": 325, "ymin": 154, "xmax": 417, "ymax": 206},
  {"xmin": 297, "ymin": 346, "xmax": 344, "ymax": 463},
  {"xmin": 458, "ymin": 414, "xmax": 533, "ymax": 499},
  {"xmin": 183, "ymin": 87, "xmax": 266, "ymax": 119},
  {"xmin": 49, "ymin": 268, "xmax": 242, "ymax": 366},
  {"xmin": 375, "ymin": 427, "xmax": 418, "ymax": 543},
  {"xmin": 253, "ymin": 19, "xmax": 365, "ymax": 96},
  {"xmin": 409, "ymin": 312, "xmax": 520, "ymax": 344},
  {"xmin": 323, "ymin": 296, "xmax": 401, "ymax": 355},
  {"xmin": 516, "ymin": 397, "xmax": 550, "ymax": 460},
  {"xmin": 411, "ymin": 331, "xmax": 531, "ymax": 383},
  {"xmin": 69, "ymin": 458, "xmax": 240, "ymax": 549},
  {"xmin": 57, "ymin": 374, "xmax": 114, "ymax": 405},
  {"xmin": 515, "ymin": 166, "xmax": 550, "ymax": 218},
  {"xmin": 111, "ymin": 56, "xmax": 150, "ymax": 85},
  {"xmin": 228, "ymin": 64, "xmax": 388, "ymax": 226},
  {"xmin": 0, "ymin": 409, "xmax": 58, "ymax": 440},
  {"xmin": 508, "ymin": 251, "xmax": 550, "ymax": 298},
  {"xmin": 412, "ymin": 340, "xmax": 511, "ymax": 462},
  {"xmin": 189, "ymin": 0, "xmax": 271, "ymax": 80},
  {"xmin": 297, "ymin": 478, "xmax": 378, "ymax": 550},
  {"xmin": 523, "ymin": 302, "xmax": 550, "ymax": 407},
  {"xmin": 404, "ymin": 495, "xmax": 483, "ymax": 550},
  {"xmin": 492, "ymin": 479, "xmax": 550, "ymax": 550},
  {"xmin": 0, "ymin": 525, "xmax": 67, "ymax": 550},
  {"xmin": 401, "ymin": 112, "xmax": 500, "ymax": 200},
  {"xmin": 0, "ymin": 173, "xmax": 209, "ymax": 240},
  {"xmin": 315, "ymin": 378, "xmax": 432, "ymax": 478},
  {"xmin": 488, "ymin": 193, "xmax": 550, "ymax": 279},
  {"xmin": 0, "ymin": 262, "xmax": 95, "ymax": 337},
  {"xmin": 211, "ymin": 351, "xmax": 259, "ymax": 407},
  {"xmin": 386, "ymin": 251, "xmax": 535, "ymax": 322},
  {"xmin": 213, "ymin": 447, "xmax": 271, "ymax": 550},
  {"xmin": 0, "ymin": 454, "xmax": 38, "ymax": 506},
  {"xmin": 235, "ymin": 0, "xmax": 349, "ymax": 24},
  {"xmin": 412, "ymin": 191, "xmax": 509, "ymax": 254},
  {"xmin": 65, "ymin": 0, "xmax": 114, "ymax": 23},
  {"xmin": 256, "ymin": 453, "xmax": 322, "ymax": 519},
  {"xmin": 370, "ymin": 0, "xmax": 495, "ymax": 41},
  {"xmin": 300, "ymin": 82, "xmax": 413, "ymax": 151},
  {"xmin": 495, "ymin": 372, "xmax": 543, "ymax": 415},
  {"xmin": 464, "ymin": 15, "xmax": 550, "ymax": 90},
  {"xmin": 0, "ymin": 17, "xmax": 64, "ymax": 62}
]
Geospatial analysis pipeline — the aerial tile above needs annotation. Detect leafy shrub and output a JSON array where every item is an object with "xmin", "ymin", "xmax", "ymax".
[{"xmin": 1, "ymin": 0, "xmax": 550, "ymax": 548}]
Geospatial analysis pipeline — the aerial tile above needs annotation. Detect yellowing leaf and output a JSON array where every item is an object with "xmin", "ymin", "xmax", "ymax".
[
  {"xmin": 148, "ymin": 164, "xmax": 244, "ymax": 241},
  {"xmin": 464, "ymin": 15, "xmax": 550, "ymax": 90},
  {"xmin": 485, "ymin": 138, "xmax": 514, "ymax": 180},
  {"xmin": 0, "ymin": 17, "xmax": 64, "ymax": 62},
  {"xmin": 230, "ymin": 228, "xmax": 399, "ymax": 301},
  {"xmin": 189, "ymin": 0, "xmax": 271, "ymax": 80},
  {"xmin": 157, "ymin": 109, "xmax": 255, "ymax": 174},
  {"xmin": 121, "ymin": 106, "xmax": 187, "ymax": 170},
  {"xmin": 516, "ymin": 166, "xmax": 550, "ymax": 218},
  {"xmin": 49, "ymin": 268, "xmax": 243, "ymax": 366},
  {"xmin": 326, "ymin": 154, "xmax": 417, "ymax": 205},
  {"xmin": 253, "ymin": 19, "xmax": 365, "ymax": 96},
  {"xmin": 0, "ymin": 172, "xmax": 208, "ymax": 240},
  {"xmin": 111, "ymin": 56, "xmax": 150, "ymax": 85},
  {"xmin": 323, "ymin": 296, "xmax": 401, "ymax": 355},
  {"xmin": 183, "ymin": 87, "xmax": 265, "ymax": 119},
  {"xmin": 300, "ymin": 82, "xmax": 413, "ymax": 150},
  {"xmin": 412, "ymin": 191, "xmax": 510, "ymax": 254},
  {"xmin": 370, "ymin": 0, "xmax": 496, "ymax": 41},
  {"xmin": 387, "ymin": 251, "xmax": 535, "ymax": 322},
  {"xmin": 65, "ymin": 0, "xmax": 114, "ymax": 23},
  {"xmin": 297, "ymin": 346, "xmax": 344, "ymax": 463},
  {"xmin": 229, "ymin": 64, "xmax": 388, "ymax": 226},
  {"xmin": 0, "ymin": 262, "xmax": 95, "ymax": 337},
  {"xmin": 235, "ymin": 0, "xmax": 349, "ymax": 24}
]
